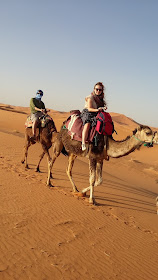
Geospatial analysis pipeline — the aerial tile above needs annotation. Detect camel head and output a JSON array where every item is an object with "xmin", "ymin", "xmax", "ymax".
[{"xmin": 133, "ymin": 125, "xmax": 155, "ymax": 146}]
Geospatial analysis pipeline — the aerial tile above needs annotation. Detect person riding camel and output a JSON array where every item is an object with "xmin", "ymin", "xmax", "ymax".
[
  {"xmin": 81, "ymin": 82, "xmax": 107, "ymax": 151},
  {"xmin": 30, "ymin": 90, "xmax": 46, "ymax": 140}
]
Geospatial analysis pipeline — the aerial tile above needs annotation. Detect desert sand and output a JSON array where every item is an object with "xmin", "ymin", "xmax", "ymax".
[{"xmin": 0, "ymin": 103, "xmax": 158, "ymax": 280}]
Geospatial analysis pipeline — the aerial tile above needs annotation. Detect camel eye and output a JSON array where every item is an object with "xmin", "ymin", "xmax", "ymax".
[{"xmin": 146, "ymin": 132, "xmax": 151, "ymax": 136}]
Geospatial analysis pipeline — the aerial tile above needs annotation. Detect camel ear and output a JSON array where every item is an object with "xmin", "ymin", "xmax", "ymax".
[
  {"xmin": 133, "ymin": 125, "xmax": 142, "ymax": 135},
  {"xmin": 137, "ymin": 125, "xmax": 144, "ymax": 131},
  {"xmin": 133, "ymin": 128, "xmax": 137, "ymax": 135}
]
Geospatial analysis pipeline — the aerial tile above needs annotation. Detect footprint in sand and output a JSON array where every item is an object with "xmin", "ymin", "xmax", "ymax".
[{"xmin": 14, "ymin": 219, "xmax": 29, "ymax": 229}]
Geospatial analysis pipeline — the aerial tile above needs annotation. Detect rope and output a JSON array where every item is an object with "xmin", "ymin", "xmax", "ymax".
[{"xmin": 132, "ymin": 135, "xmax": 153, "ymax": 147}]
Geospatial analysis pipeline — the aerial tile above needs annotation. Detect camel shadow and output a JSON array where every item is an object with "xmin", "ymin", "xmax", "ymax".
[
  {"xmin": 94, "ymin": 195, "xmax": 155, "ymax": 214},
  {"xmin": 25, "ymin": 161, "xmax": 157, "ymax": 214},
  {"xmin": 51, "ymin": 167, "xmax": 157, "ymax": 214}
]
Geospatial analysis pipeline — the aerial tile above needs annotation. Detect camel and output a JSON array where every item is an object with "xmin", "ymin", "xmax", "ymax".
[
  {"xmin": 47, "ymin": 124, "xmax": 156, "ymax": 204},
  {"xmin": 21, "ymin": 115, "xmax": 57, "ymax": 172},
  {"xmin": 153, "ymin": 131, "xmax": 158, "ymax": 144}
]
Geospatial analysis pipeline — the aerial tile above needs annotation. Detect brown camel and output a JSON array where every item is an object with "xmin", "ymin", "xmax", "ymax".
[
  {"xmin": 47, "ymin": 124, "xmax": 156, "ymax": 204},
  {"xmin": 21, "ymin": 115, "xmax": 57, "ymax": 172}
]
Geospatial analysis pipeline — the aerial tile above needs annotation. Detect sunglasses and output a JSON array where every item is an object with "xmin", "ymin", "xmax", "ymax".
[{"xmin": 95, "ymin": 88, "xmax": 102, "ymax": 92}]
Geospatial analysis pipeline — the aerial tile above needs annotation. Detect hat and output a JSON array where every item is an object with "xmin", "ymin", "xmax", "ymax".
[{"xmin": 36, "ymin": 90, "xmax": 43, "ymax": 95}]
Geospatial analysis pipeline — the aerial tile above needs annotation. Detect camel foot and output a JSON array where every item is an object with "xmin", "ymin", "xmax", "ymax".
[
  {"xmin": 46, "ymin": 182, "xmax": 54, "ymax": 188},
  {"xmin": 36, "ymin": 167, "xmax": 41, "ymax": 173},
  {"xmin": 81, "ymin": 192, "xmax": 87, "ymax": 197},
  {"xmin": 48, "ymin": 184, "xmax": 54, "ymax": 188},
  {"xmin": 25, "ymin": 164, "xmax": 29, "ymax": 169},
  {"xmin": 46, "ymin": 180, "xmax": 54, "ymax": 188},
  {"xmin": 21, "ymin": 160, "xmax": 25, "ymax": 164},
  {"xmin": 89, "ymin": 198, "xmax": 96, "ymax": 205}
]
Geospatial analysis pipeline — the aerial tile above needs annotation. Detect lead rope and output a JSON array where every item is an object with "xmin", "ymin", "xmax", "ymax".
[{"xmin": 132, "ymin": 135, "xmax": 153, "ymax": 147}]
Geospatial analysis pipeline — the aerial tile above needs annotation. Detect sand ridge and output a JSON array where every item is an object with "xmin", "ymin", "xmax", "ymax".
[{"xmin": 0, "ymin": 104, "xmax": 158, "ymax": 280}]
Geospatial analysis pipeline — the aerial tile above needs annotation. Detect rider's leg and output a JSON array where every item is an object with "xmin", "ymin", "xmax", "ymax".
[
  {"xmin": 82, "ymin": 122, "xmax": 90, "ymax": 151},
  {"xmin": 30, "ymin": 113, "xmax": 41, "ymax": 139},
  {"xmin": 32, "ymin": 119, "xmax": 38, "ymax": 137}
]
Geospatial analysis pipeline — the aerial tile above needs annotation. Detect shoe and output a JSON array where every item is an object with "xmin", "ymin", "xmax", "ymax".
[{"xmin": 82, "ymin": 143, "xmax": 86, "ymax": 151}]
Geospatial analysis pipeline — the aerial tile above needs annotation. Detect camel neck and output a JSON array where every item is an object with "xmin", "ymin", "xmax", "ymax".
[{"xmin": 107, "ymin": 135, "xmax": 141, "ymax": 158}]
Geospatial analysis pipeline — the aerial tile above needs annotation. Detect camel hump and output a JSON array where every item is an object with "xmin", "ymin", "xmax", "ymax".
[{"xmin": 40, "ymin": 114, "xmax": 53, "ymax": 127}]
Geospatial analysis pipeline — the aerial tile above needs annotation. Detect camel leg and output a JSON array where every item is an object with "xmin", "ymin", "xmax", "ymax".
[
  {"xmin": 82, "ymin": 157, "xmax": 96, "ymax": 204},
  {"xmin": 36, "ymin": 151, "xmax": 45, "ymax": 172},
  {"xmin": 40, "ymin": 144, "xmax": 53, "ymax": 177},
  {"xmin": 95, "ymin": 160, "xmax": 103, "ymax": 186},
  {"xmin": 46, "ymin": 149, "xmax": 53, "ymax": 178},
  {"xmin": 47, "ymin": 139, "xmax": 63, "ymax": 186},
  {"xmin": 66, "ymin": 154, "xmax": 78, "ymax": 192},
  {"xmin": 81, "ymin": 159, "xmax": 103, "ymax": 196},
  {"xmin": 21, "ymin": 138, "xmax": 31, "ymax": 169}
]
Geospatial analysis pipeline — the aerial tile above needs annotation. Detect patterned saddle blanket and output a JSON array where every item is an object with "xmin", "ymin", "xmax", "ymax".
[
  {"xmin": 65, "ymin": 110, "xmax": 96, "ymax": 143},
  {"xmin": 25, "ymin": 114, "xmax": 53, "ymax": 128}
]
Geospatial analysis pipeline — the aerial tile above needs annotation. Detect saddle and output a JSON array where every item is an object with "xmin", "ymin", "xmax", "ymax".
[
  {"xmin": 65, "ymin": 110, "xmax": 114, "ymax": 144},
  {"xmin": 65, "ymin": 110, "xmax": 95, "ymax": 143},
  {"xmin": 25, "ymin": 114, "xmax": 53, "ymax": 128}
]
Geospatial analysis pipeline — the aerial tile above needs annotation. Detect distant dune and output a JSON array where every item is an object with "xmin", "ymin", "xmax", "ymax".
[{"xmin": 0, "ymin": 103, "xmax": 158, "ymax": 280}]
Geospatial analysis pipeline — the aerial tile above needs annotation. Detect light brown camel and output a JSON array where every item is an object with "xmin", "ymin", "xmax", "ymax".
[
  {"xmin": 21, "ymin": 115, "xmax": 57, "ymax": 172},
  {"xmin": 153, "ymin": 131, "xmax": 158, "ymax": 144},
  {"xmin": 47, "ymin": 124, "xmax": 156, "ymax": 204}
]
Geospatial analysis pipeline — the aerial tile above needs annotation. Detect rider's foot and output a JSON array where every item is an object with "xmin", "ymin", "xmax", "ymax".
[{"xmin": 82, "ymin": 143, "xmax": 86, "ymax": 151}]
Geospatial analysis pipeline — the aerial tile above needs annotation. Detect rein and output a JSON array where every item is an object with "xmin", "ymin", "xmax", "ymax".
[{"xmin": 132, "ymin": 135, "xmax": 153, "ymax": 147}]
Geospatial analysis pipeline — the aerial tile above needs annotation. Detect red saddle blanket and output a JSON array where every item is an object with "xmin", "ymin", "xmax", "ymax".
[{"xmin": 65, "ymin": 111, "xmax": 96, "ymax": 143}]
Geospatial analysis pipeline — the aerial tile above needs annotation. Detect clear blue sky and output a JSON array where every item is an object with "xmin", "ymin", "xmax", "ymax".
[{"xmin": 0, "ymin": 0, "xmax": 157, "ymax": 127}]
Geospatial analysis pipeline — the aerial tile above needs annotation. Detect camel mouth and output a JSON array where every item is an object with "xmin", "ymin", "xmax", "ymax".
[{"xmin": 144, "ymin": 142, "xmax": 153, "ymax": 147}]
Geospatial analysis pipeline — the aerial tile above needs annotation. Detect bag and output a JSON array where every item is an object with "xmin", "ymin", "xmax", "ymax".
[
  {"xmin": 40, "ymin": 114, "xmax": 53, "ymax": 127},
  {"xmin": 96, "ymin": 112, "xmax": 114, "ymax": 136}
]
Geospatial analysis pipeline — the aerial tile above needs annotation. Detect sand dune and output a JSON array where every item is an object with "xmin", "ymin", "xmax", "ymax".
[{"xmin": 0, "ymin": 104, "xmax": 158, "ymax": 280}]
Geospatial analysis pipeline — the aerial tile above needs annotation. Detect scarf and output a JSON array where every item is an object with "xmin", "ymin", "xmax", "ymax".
[
  {"xmin": 92, "ymin": 92, "xmax": 105, "ymax": 108},
  {"xmin": 35, "ymin": 94, "xmax": 42, "ymax": 101}
]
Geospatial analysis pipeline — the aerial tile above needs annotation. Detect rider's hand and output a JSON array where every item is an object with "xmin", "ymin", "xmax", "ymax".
[{"xmin": 98, "ymin": 107, "xmax": 104, "ymax": 112}]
